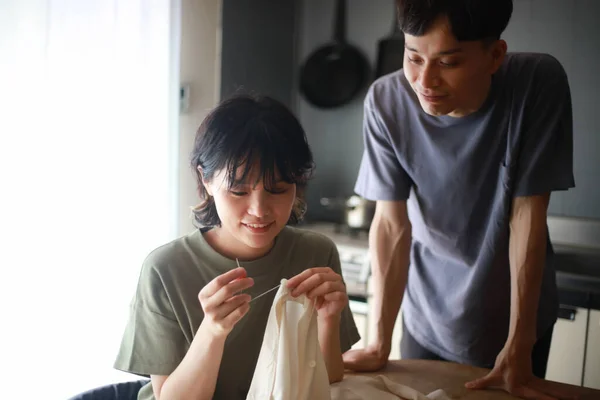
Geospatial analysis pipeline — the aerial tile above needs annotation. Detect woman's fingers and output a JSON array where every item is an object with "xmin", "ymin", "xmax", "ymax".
[
  {"xmin": 289, "ymin": 269, "xmax": 340, "ymax": 297},
  {"xmin": 221, "ymin": 300, "xmax": 251, "ymax": 328},
  {"xmin": 213, "ymin": 293, "xmax": 251, "ymax": 320},
  {"xmin": 200, "ymin": 267, "xmax": 247, "ymax": 299},
  {"xmin": 209, "ymin": 276, "xmax": 254, "ymax": 307},
  {"xmin": 323, "ymin": 291, "xmax": 347, "ymax": 302},
  {"xmin": 286, "ymin": 267, "xmax": 333, "ymax": 290},
  {"xmin": 306, "ymin": 280, "xmax": 346, "ymax": 299}
]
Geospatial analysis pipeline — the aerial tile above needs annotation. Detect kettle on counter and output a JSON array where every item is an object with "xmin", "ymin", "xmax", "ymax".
[{"xmin": 320, "ymin": 195, "xmax": 376, "ymax": 231}]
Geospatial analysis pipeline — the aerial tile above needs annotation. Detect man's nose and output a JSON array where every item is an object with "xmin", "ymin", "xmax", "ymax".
[{"xmin": 419, "ymin": 64, "xmax": 441, "ymax": 89}]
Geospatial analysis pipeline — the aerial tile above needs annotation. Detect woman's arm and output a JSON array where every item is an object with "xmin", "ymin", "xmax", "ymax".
[
  {"xmin": 153, "ymin": 323, "xmax": 228, "ymax": 400},
  {"xmin": 153, "ymin": 267, "xmax": 253, "ymax": 400},
  {"xmin": 318, "ymin": 315, "xmax": 344, "ymax": 383}
]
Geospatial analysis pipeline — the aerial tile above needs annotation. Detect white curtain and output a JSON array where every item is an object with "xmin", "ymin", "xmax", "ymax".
[{"xmin": 0, "ymin": 1, "xmax": 181, "ymax": 398}]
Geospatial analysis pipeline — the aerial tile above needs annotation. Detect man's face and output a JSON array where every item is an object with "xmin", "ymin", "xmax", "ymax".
[{"xmin": 403, "ymin": 16, "xmax": 506, "ymax": 118}]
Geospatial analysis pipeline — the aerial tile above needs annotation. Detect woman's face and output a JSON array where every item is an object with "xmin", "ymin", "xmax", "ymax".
[{"xmin": 202, "ymin": 163, "xmax": 296, "ymax": 260}]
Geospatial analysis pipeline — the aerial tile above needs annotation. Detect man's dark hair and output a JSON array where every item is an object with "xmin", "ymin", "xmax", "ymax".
[{"xmin": 398, "ymin": 0, "xmax": 513, "ymax": 42}]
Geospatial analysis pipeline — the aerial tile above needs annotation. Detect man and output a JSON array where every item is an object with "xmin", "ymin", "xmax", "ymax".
[{"xmin": 342, "ymin": 1, "xmax": 575, "ymax": 399}]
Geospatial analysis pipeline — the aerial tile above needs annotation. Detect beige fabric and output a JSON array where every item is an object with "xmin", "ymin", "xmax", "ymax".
[
  {"xmin": 246, "ymin": 278, "xmax": 453, "ymax": 400},
  {"xmin": 246, "ymin": 278, "xmax": 331, "ymax": 400},
  {"xmin": 331, "ymin": 375, "xmax": 451, "ymax": 400}
]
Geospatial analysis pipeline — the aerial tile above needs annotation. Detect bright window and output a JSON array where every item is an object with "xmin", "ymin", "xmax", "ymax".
[{"xmin": 0, "ymin": 1, "xmax": 181, "ymax": 398}]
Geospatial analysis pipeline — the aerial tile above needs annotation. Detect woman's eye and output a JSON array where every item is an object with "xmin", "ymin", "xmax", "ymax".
[{"xmin": 230, "ymin": 191, "xmax": 247, "ymax": 196}]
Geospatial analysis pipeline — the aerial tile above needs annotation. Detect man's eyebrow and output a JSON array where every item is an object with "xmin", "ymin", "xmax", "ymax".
[{"xmin": 405, "ymin": 45, "xmax": 463, "ymax": 55}]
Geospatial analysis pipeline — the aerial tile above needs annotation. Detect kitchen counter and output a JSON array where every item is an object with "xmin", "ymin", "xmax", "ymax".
[
  {"xmin": 297, "ymin": 221, "xmax": 369, "ymax": 250},
  {"xmin": 344, "ymin": 359, "xmax": 600, "ymax": 399},
  {"xmin": 554, "ymin": 245, "xmax": 600, "ymax": 295}
]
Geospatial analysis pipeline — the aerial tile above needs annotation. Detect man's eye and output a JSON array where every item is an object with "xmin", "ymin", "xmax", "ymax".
[
  {"xmin": 440, "ymin": 61, "xmax": 458, "ymax": 67},
  {"xmin": 408, "ymin": 58, "xmax": 422, "ymax": 64}
]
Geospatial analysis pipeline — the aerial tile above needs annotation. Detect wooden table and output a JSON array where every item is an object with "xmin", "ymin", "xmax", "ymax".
[{"xmin": 347, "ymin": 359, "xmax": 600, "ymax": 399}]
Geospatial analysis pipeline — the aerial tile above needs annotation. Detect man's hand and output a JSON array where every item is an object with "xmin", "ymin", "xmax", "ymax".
[
  {"xmin": 342, "ymin": 343, "xmax": 389, "ymax": 372},
  {"xmin": 465, "ymin": 341, "xmax": 577, "ymax": 400}
]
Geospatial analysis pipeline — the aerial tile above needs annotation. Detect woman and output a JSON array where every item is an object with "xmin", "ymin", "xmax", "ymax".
[{"xmin": 114, "ymin": 94, "xmax": 360, "ymax": 400}]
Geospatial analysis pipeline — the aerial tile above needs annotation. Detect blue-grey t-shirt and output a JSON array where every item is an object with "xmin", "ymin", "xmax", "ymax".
[{"xmin": 354, "ymin": 52, "xmax": 575, "ymax": 367}]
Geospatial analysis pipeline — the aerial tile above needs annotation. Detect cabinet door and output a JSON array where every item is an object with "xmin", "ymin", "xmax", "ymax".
[
  {"xmin": 546, "ymin": 306, "xmax": 588, "ymax": 386},
  {"xmin": 584, "ymin": 309, "xmax": 600, "ymax": 390},
  {"xmin": 351, "ymin": 312, "xmax": 368, "ymax": 350},
  {"xmin": 390, "ymin": 308, "xmax": 403, "ymax": 360}
]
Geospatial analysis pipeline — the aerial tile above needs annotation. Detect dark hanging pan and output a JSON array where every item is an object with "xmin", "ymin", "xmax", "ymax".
[
  {"xmin": 375, "ymin": 3, "xmax": 405, "ymax": 78},
  {"xmin": 299, "ymin": 0, "xmax": 370, "ymax": 109}
]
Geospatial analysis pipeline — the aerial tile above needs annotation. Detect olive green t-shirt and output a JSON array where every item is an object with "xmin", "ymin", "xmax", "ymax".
[{"xmin": 114, "ymin": 226, "xmax": 361, "ymax": 400}]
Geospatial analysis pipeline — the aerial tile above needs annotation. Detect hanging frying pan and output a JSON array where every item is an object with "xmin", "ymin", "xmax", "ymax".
[
  {"xmin": 375, "ymin": 3, "xmax": 405, "ymax": 78},
  {"xmin": 299, "ymin": 0, "xmax": 370, "ymax": 109}
]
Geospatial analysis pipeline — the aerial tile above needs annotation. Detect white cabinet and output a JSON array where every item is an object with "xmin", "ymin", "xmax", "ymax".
[
  {"xmin": 351, "ymin": 312, "xmax": 368, "ymax": 350},
  {"xmin": 584, "ymin": 309, "xmax": 600, "ymax": 389},
  {"xmin": 546, "ymin": 306, "xmax": 588, "ymax": 386}
]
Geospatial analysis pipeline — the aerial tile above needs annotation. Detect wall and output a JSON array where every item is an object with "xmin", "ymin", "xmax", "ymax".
[
  {"xmin": 295, "ymin": 0, "xmax": 600, "ymax": 221},
  {"xmin": 296, "ymin": 0, "xmax": 392, "ymax": 221},
  {"xmin": 220, "ymin": 0, "xmax": 298, "ymax": 109},
  {"xmin": 502, "ymin": 0, "xmax": 600, "ymax": 217},
  {"xmin": 178, "ymin": 0, "xmax": 222, "ymax": 236}
]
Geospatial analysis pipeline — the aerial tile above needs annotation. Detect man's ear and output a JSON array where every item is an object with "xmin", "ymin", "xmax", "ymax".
[
  {"xmin": 198, "ymin": 166, "xmax": 213, "ymax": 196},
  {"xmin": 489, "ymin": 39, "xmax": 507, "ymax": 74}
]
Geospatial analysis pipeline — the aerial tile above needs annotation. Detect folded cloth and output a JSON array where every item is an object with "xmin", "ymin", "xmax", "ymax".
[
  {"xmin": 331, "ymin": 375, "xmax": 452, "ymax": 400},
  {"xmin": 246, "ymin": 279, "xmax": 331, "ymax": 400}
]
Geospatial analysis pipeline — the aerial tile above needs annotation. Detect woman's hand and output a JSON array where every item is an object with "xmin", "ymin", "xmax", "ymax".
[
  {"xmin": 286, "ymin": 267, "xmax": 348, "ymax": 321},
  {"xmin": 198, "ymin": 267, "xmax": 254, "ymax": 338}
]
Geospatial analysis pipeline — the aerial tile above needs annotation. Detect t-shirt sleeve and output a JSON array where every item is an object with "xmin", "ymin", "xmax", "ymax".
[
  {"xmin": 354, "ymin": 87, "xmax": 413, "ymax": 201},
  {"xmin": 327, "ymin": 243, "xmax": 361, "ymax": 353},
  {"xmin": 114, "ymin": 261, "xmax": 188, "ymax": 377},
  {"xmin": 513, "ymin": 55, "xmax": 575, "ymax": 197}
]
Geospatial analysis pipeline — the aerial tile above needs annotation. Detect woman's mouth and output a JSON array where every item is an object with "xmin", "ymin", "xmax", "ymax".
[{"xmin": 242, "ymin": 222, "xmax": 274, "ymax": 233}]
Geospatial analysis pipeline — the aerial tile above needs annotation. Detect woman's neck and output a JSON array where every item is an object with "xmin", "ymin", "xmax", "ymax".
[{"xmin": 203, "ymin": 227, "xmax": 275, "ymax": 261}]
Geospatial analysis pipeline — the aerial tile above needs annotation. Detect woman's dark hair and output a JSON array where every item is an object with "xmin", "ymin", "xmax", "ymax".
[
  {"xmin": 190, "ymin": 93, "xmax": 314, "ymax": 227},
  {"xmin": 398, "ymin": 0, "xmax": 513, "ymax": 42}
]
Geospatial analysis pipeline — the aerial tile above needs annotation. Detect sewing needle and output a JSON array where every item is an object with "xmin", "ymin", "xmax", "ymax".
[{"xmin": 236, "ymin": 258, "xmax": 282, "ymax": 303}]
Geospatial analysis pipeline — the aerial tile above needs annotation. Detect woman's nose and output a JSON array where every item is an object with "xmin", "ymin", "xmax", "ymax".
[{"xmin": 247, "ymin": 191, "xmax": 269, "ymax": 218}]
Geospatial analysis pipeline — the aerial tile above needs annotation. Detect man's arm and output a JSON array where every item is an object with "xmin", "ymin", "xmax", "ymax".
[
  {"xmin": 466, "ymin": 194, "xmax": 578, "ymax": 399},
  {"xmin": 343, "ymin": 200, "xmax": 411, "ymax": 371},
  {"xmin": 507, "ymin": 194, "xmax": 550, "ymax": 350}
]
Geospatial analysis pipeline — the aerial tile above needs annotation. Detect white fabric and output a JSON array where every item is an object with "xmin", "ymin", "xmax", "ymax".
[
  {"xmin": 247, "ymin": 279, "xmax": 453, "ymax": 400},
  {"xmin": 331, "ymin": 375, "xmax": 452, "ymax": 400},
  {"xmin": 247, "ymin": 279, "xmax": 332, "ymax": 400}
]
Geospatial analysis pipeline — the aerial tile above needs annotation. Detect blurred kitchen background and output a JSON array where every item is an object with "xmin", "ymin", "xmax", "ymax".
[{"xmin": 1, "ymin": 0, "xmax": 599, "ymax": 398}]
